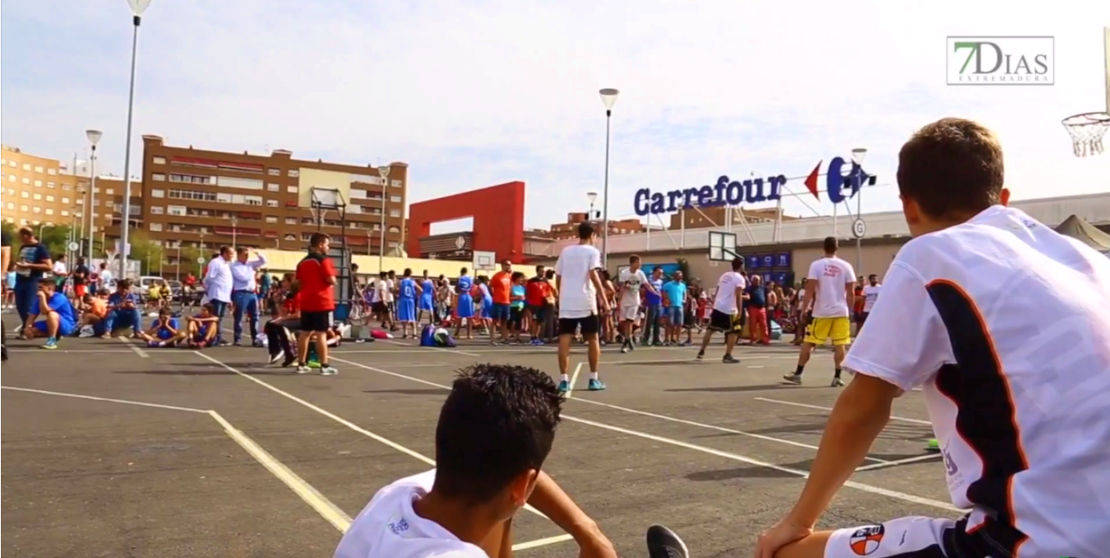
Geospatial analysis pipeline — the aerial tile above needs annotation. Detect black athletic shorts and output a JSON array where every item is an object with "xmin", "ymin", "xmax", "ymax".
[
  {"xmin": 301, "ymin": 311, "xmax": 331, "ymax": 333},
  {"xmin": 526, "ymin": 304, "xmax": 546, "ymax": 322},
  {"xmin": 509, "ymin": 307, "xmax": 524, "ymax": 329},
  {"xmin": 558, "ymin": 314, "xmax": 599, "ymax": 336},
  {"xmin": 709, "ymin": 309, "xmax": 742, "ymax": 333},
  {"xmin": 372, "ymin": 301, "xmax": 387, "ymax": 314}
]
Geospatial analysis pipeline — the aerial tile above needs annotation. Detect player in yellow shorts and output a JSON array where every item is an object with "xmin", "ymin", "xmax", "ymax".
[{"xmin": 784, "ymin": 237, "xmax": 856, "ymax": 387}]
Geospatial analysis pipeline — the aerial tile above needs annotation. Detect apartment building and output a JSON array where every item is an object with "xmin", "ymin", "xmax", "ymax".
[
  {"xmin": 102, "ymin": 135, "xmax": 408, "ymax": 274},
  {"xmin": 0, "ymin": 145, "xmax": 116, "ymax": 235}
]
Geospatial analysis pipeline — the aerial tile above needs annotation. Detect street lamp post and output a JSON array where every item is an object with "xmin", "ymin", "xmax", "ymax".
[
  {"xmin": 118, "ymin": 0, "xmax": 154, "ymax": 280},
  {"xmin": 598, "ymin": 88, "xmax": 619, "ymax": 269},
  {"xmin": 850, "ymin": 147, "xmax": 868, "ymax": 275},
  {"xmin": 85, "ymin": 130, "xmax": 102, "ymax": 260},
  {"xmin": 587, "ymin": 191, "xmax": 598, "ymax": 220},
  {"xmin": 231, "ymin": 215, "xmax": 238, "ymax": 249},
  {"xmin": 377, "ymin": 165, "xmax": 391, "ymax": 271}
]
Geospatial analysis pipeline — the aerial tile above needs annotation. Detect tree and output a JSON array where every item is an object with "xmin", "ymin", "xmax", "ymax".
[
  {"xmin": 0, "ymin": 222, "xmax": 74, "ymax": 257},
  {"xmin": 178, "ymin": 245, "xmax": 206, "ymax": 277},
  {"xmin": 127, "ymin": 230, "xmax": 164, "ymax": 275}
]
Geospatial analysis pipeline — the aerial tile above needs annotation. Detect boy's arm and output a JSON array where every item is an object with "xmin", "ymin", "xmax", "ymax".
[{"xmin": 527, "ymin": 471, "xmax": 616, "ymax": 556}]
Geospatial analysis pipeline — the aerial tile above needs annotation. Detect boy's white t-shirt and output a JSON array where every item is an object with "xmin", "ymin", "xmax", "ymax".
[
  {"xmin": 712, "ymin": 271, "xmax": 747, "ymax": 315},
  {"xmin": 862, "ymin": 284, "xmax": 881, "ymax": 312},
  {"xmin": 334, "ymin": 470, "xmax": 486, "ymax": 558},
  {"xmin": 555, "ymin": 244, "xmax": 601, "ymax": 319},
  {"xmin": 618, "ymin": 267, "xmax": 648, "ymax": 308},
  {"xmin": 806, "ymin": 256, "xmax": 855, "ymax": 318}
]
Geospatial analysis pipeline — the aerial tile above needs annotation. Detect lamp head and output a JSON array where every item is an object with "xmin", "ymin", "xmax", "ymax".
[
  {"xmin": 599, "ymin": 88, "xmax": 620, "ymax": 111},
  {"xmin": 587, "ymin": 192, "xmax": 598, "ymax": 205},
  {"xmin": 377, "ymin": 165, "xmax": 391, "ymax": 180},
  {"xmin": 127, "ymin": 0, "xmax": 153, "ymax": 17},
  {"xmin": 850, "ymin": 147, "xmax": 868, "ymax": 165},
  {"xmin": 86, "ymin": 129, "xmax": 103, "ymax": 146}
]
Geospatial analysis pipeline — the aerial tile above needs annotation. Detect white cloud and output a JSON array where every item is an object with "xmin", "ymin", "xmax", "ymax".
[{"xmin": 2, "ymin": 0, "xmax": 1107, "ymax": 229}]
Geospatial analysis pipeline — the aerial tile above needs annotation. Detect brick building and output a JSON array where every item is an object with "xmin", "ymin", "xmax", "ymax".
[
  {"xmin": 100, "ymin": 136, "xmax": 409, "ymax": 275},
  {"xmin": 1, "ymin": 144, "xmax": 115, "ymax": 235}
]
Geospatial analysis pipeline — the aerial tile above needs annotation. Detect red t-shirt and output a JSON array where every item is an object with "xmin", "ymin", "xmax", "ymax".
[
  {"xmin": 490, "ymin": 271, "xmax": 512, "ymax": 304},
  {"xmin": 283, "ymin": 292, "xmax": 301, "ymax": 316},
  {"xmin": 525, "ymin": 278, "xmax": 548, "ymax": 307},
  {"xmin": 295, "ymin": 253, "xmax": 337, "ymax": 312}
]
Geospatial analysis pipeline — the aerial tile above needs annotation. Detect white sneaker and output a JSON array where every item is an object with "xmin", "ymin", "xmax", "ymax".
[
  {"xmin": 296, "ymin": 365, "xmax": 312, "ymax": 375},
  {"xmin": 320, "ymin": 365, "xmax": 339, "ymax": 376}
]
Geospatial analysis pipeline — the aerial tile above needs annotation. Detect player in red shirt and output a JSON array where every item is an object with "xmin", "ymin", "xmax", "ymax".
[{"xmin": 294, "ymin": 233, "xmax": 338, "ymax": 376}]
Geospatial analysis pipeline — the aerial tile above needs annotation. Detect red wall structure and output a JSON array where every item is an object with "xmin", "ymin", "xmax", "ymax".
[{"xmin": 407, "ymin": 181, "xmax": 526, "ymax": 264}]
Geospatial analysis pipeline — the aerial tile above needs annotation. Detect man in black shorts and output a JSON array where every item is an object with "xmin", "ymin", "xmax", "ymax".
[
  {"xmin": 554, "ymin": 222, "xmax": 610, "ymax": 393},
  {"xmin": 696, "ymin": 257, "xmax": 747, "ymax": 363},
  {"xmin": 294, "ymin": 233, "xmax": 338, "ymax": 376}
]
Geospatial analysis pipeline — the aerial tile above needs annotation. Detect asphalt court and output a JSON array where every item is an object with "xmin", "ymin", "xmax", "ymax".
[{"xmin": 2, "ymin": 330, "xmax": 958, "ymax": 558}]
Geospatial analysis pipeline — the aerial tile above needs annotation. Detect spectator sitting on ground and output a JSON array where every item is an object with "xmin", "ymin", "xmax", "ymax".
[
  {"xmin": 265, "ymin": 274, "xmax": 301, "ymax": 367},
  {"xmin": 137, "ymin": 308, "xmax": 181, "ymax": 347},
  {"xmin": 180, "ymin": 303, "xmax": 220, "ymax": 349},
  {"xmin": 23, "ymin": 281, "xmax": 78, "ymax": 350},
  {"xmin": 78, "ymin": 290, "xmax": 111, "ymax": 337},
  {"xmin": 100, "ymin": 279, "xmax": 143, "ymax": 338}
]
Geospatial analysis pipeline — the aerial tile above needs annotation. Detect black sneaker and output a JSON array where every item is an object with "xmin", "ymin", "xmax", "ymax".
[
  {"xmin": 722, "ymin": 354, "xmax": 740, "ymax": 364},
  {"xmin": 646, "ymin": 525, "xmax": 689, "ymax": 558}
]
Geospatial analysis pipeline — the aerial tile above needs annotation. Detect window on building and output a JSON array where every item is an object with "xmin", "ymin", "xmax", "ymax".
[
  {"xmin": 62, "ymin": 197, "xmax": 70, "ymax": 204},
  {"xmin": 285, "ymin": 217, "xmax": 297, "ymax": 225},
  {"xmin": 288, "ymin": 169, "xmax": 299, "ymax": 177},
  {"xmin": 266, "ymin": 216, "xmax": 278, "ymax": 224},
  {"xmin": 8, "ymin": 161, "xmax": 16, "ymax": 167},
  {"xmin": 32, "ymin": 194, "xmax": 42, "ymax": 200},
  {"xmin": 267, "ymin": 168, "xmax": 280, "ymax": 176},
  {"xmin": 150, "ymin": 223, "xmax": 163, "ymax": 232},
  {"xmin": 7, "ymin": 175, "xmax": 14, "ymax": 181},
  {"xmin": 21, "ymin": 191, "xmax": 29, "ymax": 199},
  {"xmin": 106, "ymin": 189, "xmax": 114, "ymax": 195},
  {"xmin": 45, "ymin": 209, "xmax": 54, "ymax": 216},
  {"xmin": 266, "ymin": 199, "xmax": 279, "ymax": 207},
  {"xmin": 48, "ymin": 168, "xmax": 56, "ymax": 175},
  {"xmin": 46, "ymin": 195, "xmax": 55, "ymax": 202},
  {"xmin": 22, "ymin": 163, "xmax": 31, "ymax": 170},
  {"xmin": 151, "ymin": 189, "xmax": 165, "ymax": 198},
  {"xmin": 34, "ymin": 180, "xmax": 42, "ymax": 187},
  {"xmin": 61, "ymin": 210, "xmax": 69, "ymax": 217},
  {"xmin": 388, "ymin": 226, "xmax": 401, "ymax": 233},
  {"xmin": 62, "ymin": 185, "xmax": 71, "ymax": 191},
  {"xmin": 46, "ymin": 182, "xmax": 55, "ymax": 189},
  {"xmin": 391, "ymin": 180, "xmax": 402, "ymax": 188},
  {"xmin": 4, "ymin": 202, "xmax": 12, "ymax": 210},
  {"xmin": 245, "ymin": 196, "xmax": 263, "ymax": 206},
  {"xmin": 150, "ymin": 206, "xmax": 165, "ymax": 215},
  {"xmin": 167, "ymin": 205, "xmax": 187, "ymax": 216},
  {"xmin": 35, "ymin": 166, "xmax": 44, "ymax": 173},
  {"xmin": 286, "ymin": 186, "xmax": 298, "ymax": 194},
  {"xmin": 389, "ymin": 209, "xmax": 401, "ymax": 218},
  {"xmin": 390, "ymin": 195, "xmax": 402, "ymax": 203},
  {"xmin": 267, "ymin": 183, "xmax": 279, "ymax": 192},
  {"xmin": 33, "ymin": 207, "xmax": 42, "ymax": 214},
  {"xmin": 152, "ymin": 173, "xmax": 166, "ymax": 181},
  {"xmin": 153, "ymin": 156, "xmax": 166, "ymax": 165},
  {"xmin": 388, "ymin": 241, "xmax": 400, "ymax": 248},
  {"xmin": 22, "ymin": 178, "xmax": 30, "ymax": 184},
  {"xmin": 20, "ymin": 205, "xmax": 29, "ymax": 211}
]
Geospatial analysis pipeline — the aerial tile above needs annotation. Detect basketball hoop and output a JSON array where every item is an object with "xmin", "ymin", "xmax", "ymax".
[{"xmin": 1062, "ymin": 112, "xmax": 1110, "ymax": 157}]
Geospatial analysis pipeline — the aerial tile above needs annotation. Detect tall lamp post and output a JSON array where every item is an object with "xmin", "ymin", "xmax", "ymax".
[
  {"xmin": 85, "ymin": 130, "xmax": 102, "ymax": 260},
  {"xmin": 850, "ymin": 147, "xmax": 867, "ymax": 275},
  {"xmin": 118, "ymin": 0, "xmax": 154, "ymax": 280},
  {"xmin": 587, "ymin": 191, "xmax": 598, "ymax": 220},
  {"xmin": 377, "ymin": 164, "xmax": 391, "ymax": 272},
  {"xmin": 598, "ymin": 88, "xmax": 619, "ymax": 268},
  {"xmin": 231, "ymin": 215, "xmax": 238, "ymax": 249}
]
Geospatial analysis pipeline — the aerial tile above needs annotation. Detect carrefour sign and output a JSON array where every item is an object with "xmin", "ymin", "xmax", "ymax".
[{"xmin": 633, "ymin": 156, "xmax": 871, "ymax": 216}]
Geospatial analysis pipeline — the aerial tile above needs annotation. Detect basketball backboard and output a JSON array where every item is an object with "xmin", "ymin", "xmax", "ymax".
[
  {"xmin": 473, "ymin": 250, "xmax": 496, "ymax": 273},
  {"xmin": 708, "ymin": 230, "xmax": 738, "ymax": 262}
]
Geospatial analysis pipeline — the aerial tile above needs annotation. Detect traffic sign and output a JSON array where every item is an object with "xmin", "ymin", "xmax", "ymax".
[
  {"xmin": 852, "ymin": 218, "xmax": 867, "ymax": 239},
  {"xmin": 67, "ymin": 242, "xmax": 80, "ymax": 252},
  {"xmin": 197, "ymin": 257, "xmax": 206, "ymax": 264}
]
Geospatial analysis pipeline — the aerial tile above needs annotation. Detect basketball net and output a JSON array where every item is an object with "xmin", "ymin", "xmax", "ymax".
[{"xmin": 1062, "ymin": 112, "xmax": 1110, "ymax": 157}]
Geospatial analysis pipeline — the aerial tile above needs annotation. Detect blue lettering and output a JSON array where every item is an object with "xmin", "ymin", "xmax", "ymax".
[
  {"xmin": 650, "ymin": 193, "xmax": 665, "ymax": 214},
  {"xmin": 682, "ymin": 188, "xmax": 699, "ymax": 210},
  {"xmin": 697, "ymin": 186, "xmax": 715, "ymax": 207},
  {"xmin": 767, "ymin": 175, "xmax": 786, "ymax": 201},
  {"xmin": 827, "ymin": 156, "xmax": 847, "ymax": 204},
  {"xmin": 666, "ymin": 190, "xmax": 682, "ymax": 212},
  {"xmin": 746, "ymin": 178, "xmax": 767, "ymax": 203},
  {"xmin": 726, "ymin": 181, "xmax": 745, "ymax": 205},
  {"xmin": 707, "ymin": 176, "xmax": 729, "ymax": 206},
  {"xmin": 634, "ymin": 188, "xmax": 651, "ymax": 216}
]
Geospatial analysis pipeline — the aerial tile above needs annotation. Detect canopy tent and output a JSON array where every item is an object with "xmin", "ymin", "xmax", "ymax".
[{"xmin": 1054, "ymin": 214, "xmax": 1110, "ymax": 253}]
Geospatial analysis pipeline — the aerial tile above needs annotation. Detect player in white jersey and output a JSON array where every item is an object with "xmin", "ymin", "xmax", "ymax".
[
  {"xmin": 859, "ymin": 274, "xmax": 880, "ymax": 326},
  {"xmin": 756, "ymin": 118, "xmax": 1110, "ymax": 558},
  {"xmin": 617, "ymin": 254, "xmax": 656, "ymax": 354},
  {"xmin": 783, "ymin": 237, "xmax": 856, "ymax": 388},
  {"xmin": 696, "ymin": 257, "xmax": 747, "ymax": 363}
]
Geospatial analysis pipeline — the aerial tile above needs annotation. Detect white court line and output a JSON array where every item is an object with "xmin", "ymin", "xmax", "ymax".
[
  {"xmin": 561, "ymin": 394, "xmax": 888, "ymax": 464},
  {"xmin": 512, "ymin": 534, "xmax": 575, "ymax": 551},
  {"xmin": 376, "ymin": 338, "xmax": 481, "ymax": 357},
  {"xmin": 119, "ymin": 337, "xmax": 150, "ymax": 358},
  {"xmin": 7, "ymin": 349, "xmax": 134, "ymax": 354},
  {"xmin": 754, "ymin": 397, "xmax": 933, "ymax": 426},
  {"xmin": 193, "ymin": 352, "xmax": 554, "ymax": 522},
  {"xmin": 747, "ymin": 365, "xmax": 766, "ymax": 369},
  {"xmin": 1, "ymin": 385, "xmax": 209, "ymax": 413},
  {"xmin": 209, "ymin": 410, "xmax": 353, "ymax": 532},
  {"xmin": 565, "ymin": 363, "xmax": 583, "ymax": 399},
  {"xmin": 332, "ymin": 358, "xmax": 962, "ymax": 514},
  {"xmin": 855, "ymin": 454, "xmax": 943, "ymax": 472}
]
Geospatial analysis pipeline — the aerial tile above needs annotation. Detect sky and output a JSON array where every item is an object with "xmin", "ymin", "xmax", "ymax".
[{"xmin": 2, "ymin": 0, "xmax": 1108, "ymax": 231}]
